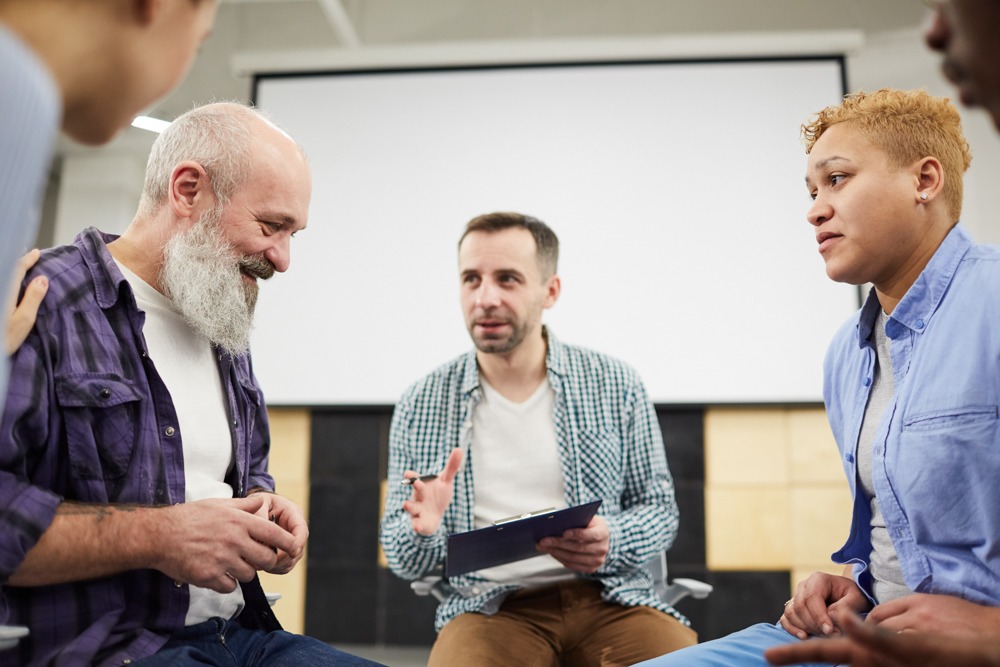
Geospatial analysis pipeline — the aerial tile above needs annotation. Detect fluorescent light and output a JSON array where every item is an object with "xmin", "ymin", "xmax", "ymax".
[{"xmin": 131, "ymin": 116, "xmax": 171, "ymax": 133}]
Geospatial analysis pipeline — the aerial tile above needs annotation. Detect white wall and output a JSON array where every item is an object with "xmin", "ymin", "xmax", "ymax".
[{"xmin": 44, "ymin": 26, "xmax": 1000, "ymax": 406}]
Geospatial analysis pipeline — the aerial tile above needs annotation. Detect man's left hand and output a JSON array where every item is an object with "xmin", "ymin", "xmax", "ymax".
[
  {"xmin": 536, "ymin": 515, "xmax": 609, "ymax": 573},
  {"xmin": 865, "ymin": 593, "xmax": 1000, "ymax": 639},
  {"xmin": 249, "ymin": 491, "xmax": 309, "ymax": 574}
]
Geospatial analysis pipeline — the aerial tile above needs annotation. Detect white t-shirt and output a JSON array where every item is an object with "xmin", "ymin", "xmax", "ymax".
[
  {"xmin": 117, "ymin": 262, "xmax": 245, "ymax": 624},
  {"xmin": 471, "ymin": 376, "xmax": 576, "ymax": 587}
]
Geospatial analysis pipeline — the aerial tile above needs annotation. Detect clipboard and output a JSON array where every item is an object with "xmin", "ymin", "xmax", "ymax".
[{"xmin": 445, "ymin": 499, "xmax": 603, "ymax": 578}]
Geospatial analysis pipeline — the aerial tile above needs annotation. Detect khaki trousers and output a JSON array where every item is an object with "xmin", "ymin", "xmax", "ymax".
[{"xmin": 427, "ymin": 580, "xmax": 697, "ymax": 667}]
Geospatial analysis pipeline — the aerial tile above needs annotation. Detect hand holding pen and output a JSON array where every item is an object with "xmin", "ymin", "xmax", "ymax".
[{"xmin": 401, "ymin": 448, "xmax": 464, "ymax": 536}]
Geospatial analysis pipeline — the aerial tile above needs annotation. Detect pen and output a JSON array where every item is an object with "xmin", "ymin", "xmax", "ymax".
[{"xmin": 400, "ymin": 474, "xmax": 438, "ymax": 486}]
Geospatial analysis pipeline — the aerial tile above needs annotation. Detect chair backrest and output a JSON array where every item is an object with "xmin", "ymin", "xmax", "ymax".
[{"xmin": 646, "ymin": 551, "xmax": 713, "ymax": 607}]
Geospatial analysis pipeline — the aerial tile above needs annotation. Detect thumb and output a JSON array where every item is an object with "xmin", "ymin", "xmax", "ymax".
[
  {"xmin": 19, "ymin": 275, "xmax": 49, "ymax": 311},
  {"xmin": 234, "ymin": 494, "xmax": 268, "ymax": 514},
  {"xmin": 439, "ymin": 448, "xmax": 464, "ymax": 484}
]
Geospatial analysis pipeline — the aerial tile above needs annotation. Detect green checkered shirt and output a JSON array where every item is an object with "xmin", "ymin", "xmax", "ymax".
[{"xmin": 379, "ymin": 329, "xmax": 686, "ymax": 631}]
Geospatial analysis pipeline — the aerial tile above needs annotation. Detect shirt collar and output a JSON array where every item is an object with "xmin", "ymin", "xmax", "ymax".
[
  {"xmin": 74, "ymin": 227, "xmax": 130, "ymax": 310},
  {"xmin": 856, "ymin": 223, "xmax": 972, "ymax": 347},
  {"xmin": 459, "ymin": 325, "xmax": 566, "ymax": 396}
]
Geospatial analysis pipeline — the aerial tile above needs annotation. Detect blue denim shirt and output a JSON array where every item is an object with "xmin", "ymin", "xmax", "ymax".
[
  {"xmin": 0, "ymin": 229, "xmax": 276, "ymax": 666},
  {"xmin": 825, "ymin": 224, "xmax": 1000, "ymax": 606}
]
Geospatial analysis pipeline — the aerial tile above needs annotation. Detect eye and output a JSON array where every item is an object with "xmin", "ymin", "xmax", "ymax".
[
  {"xmin": 829, "ymin": 173, "xmax": 847, "ymax": 187},
  {"xmin": 259, "ymin": 220, "xmax": 281, "ymax": 235}
]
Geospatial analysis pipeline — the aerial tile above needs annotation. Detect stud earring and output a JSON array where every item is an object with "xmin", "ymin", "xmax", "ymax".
[{"xmin": 920, "ymin": 192, "xmax": 929, "ymax": 201}]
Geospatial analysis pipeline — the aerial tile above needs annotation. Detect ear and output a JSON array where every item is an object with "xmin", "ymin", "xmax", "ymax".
[
  {"xmin": 915, "ymin": 156, "xmax": 944, "ymax": 203},
  {"xmin": 168, "ymin": 160, "xmax": 215, "ymax": 224},
  {"xmin": 542, "ymin": 275, "xmax": 561, "ymax": 309}
]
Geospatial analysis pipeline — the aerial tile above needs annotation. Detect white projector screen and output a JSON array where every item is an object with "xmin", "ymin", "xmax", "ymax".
[{"xmin": 252, "ymin": 58, "xmax": 857, "ymax": 405}]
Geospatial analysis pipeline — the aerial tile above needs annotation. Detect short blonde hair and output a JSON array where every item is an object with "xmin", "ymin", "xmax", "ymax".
[{"xmin": 802, "ymin": 88, "xmax": 972, "ymax": 222}]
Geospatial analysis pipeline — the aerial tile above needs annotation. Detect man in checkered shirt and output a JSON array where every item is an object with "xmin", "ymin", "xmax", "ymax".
[{"xmin": 379, "ymin": 212, "xmax": 695, "ymax": 666}]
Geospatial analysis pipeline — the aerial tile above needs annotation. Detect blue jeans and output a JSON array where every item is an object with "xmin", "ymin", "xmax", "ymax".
[
  {"xmin": 631, "ymin": 622, "xmax": 835, "ymax": 667},
  {"xmin": 132, "ymin": 618, "xmax": 385, "ymax": 666}
]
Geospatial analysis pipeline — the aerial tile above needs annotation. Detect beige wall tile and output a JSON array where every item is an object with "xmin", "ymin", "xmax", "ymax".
[
  {"xmin": 706, "ymin": 487, "xmax": 791, "ymax": 570},
  {"xmin": 259, "ymin": 408, "xmax": 311, "ymax": 636},
  {"xmin": 788, "ymin": 485, "xmax": 853, "ymax": 567},
  {"xmin": 705, "ymin": 409, "xmax": 789, "ymax": 486},
  {"xmin": 786, "ymin": 409, "xmax": 843, "ymax": 484}
]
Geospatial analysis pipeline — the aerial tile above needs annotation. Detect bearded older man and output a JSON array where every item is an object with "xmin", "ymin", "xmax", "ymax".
[{"xmin": 0, "ymin": 102, "xmax": 380, "ymax": 667}]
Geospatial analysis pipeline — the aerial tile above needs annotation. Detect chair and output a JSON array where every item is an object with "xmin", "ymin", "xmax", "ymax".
[{"xmin": 411, "ymin": 552, "xmax": 712, "ymax": 606}]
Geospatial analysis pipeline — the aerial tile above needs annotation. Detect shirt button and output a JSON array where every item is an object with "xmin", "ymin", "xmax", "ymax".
[
  {"xmin": 863, "ymin": 378, "xmax": 871, "ymax": 387},
  {"xmin": 471, "ymin": 586, "xmax": 481, "ymax": 595},
  {"xmin": 232, "ymin": 420, "xmax": 238, "ymax": 428},
  {"xmin": 99, "ymin": 388, "xmax": 111, "ymax": 399},
  {"xmin": 164, "ymin": 426, "xmax": 176, "ymax": 437},
  {"xmin": 846, "ymin": 453, "xmax": 855, "ymax": 463},
  {"xmin": 174, "ymin": 580, "xmax": 183, "ymax": 587},
  {"xmin": 915, "ymin": 319, "xmax": 925, "ymax": 329},
  {"xmin": 123, "ymin": 660, "xmax": 132, "ymax": 665}
]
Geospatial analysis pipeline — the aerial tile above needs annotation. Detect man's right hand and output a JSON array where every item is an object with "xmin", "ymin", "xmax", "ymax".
[
  {"xmin": 402, "ymin": 448, "xmax": 464, "ymax": 536},
  {"xmin": 149, "ymin": 495, "xmax": 298, "ymax": 593},
  {"xmin": 779, "ymin": 571, "xmax": 872, "ymax": 639},
  {"xmin": 6, "ymin": 249, "xmax": 48, "ymax": 355}
]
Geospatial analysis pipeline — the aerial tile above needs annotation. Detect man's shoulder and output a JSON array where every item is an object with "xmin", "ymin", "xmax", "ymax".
[
  {"xmin": 28, "ymin": 242, "xmax": 96, "ymax": 313},
  {"xmin": 400, "ymin": 350, "xmax": 476, "ymax": 400},
  {"xmin": 554, "ymin": 339, "xmax": 642, "ymax": 384}
]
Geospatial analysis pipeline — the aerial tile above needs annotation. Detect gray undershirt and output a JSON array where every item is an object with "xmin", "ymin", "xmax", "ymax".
[{"xmin": 856, "ymin": 308, "xmax": 911, "ymax": 604}]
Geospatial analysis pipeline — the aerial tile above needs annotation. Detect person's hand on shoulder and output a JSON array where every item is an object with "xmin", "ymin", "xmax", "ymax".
[
  {"xmin": 780, "ymin": 571, "xmax": 871, "ymax": 639},
  {"xmin": 6, "ymin": 249, "xmax": 48, "ymax": 355},
  {"xmin": 402, "ymin": 448, "xmax": 463, "ymax": 536}
]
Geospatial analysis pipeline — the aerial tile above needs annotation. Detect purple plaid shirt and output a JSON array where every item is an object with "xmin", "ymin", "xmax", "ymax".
[{"xmin": 0, "ymin": 228, "xmax": 277, "ymax": 666}]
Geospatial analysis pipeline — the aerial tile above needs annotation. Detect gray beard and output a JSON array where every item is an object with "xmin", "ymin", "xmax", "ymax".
[{"xmin": 159, "ymin": 207, "xmax": 263, "ymax": 356}]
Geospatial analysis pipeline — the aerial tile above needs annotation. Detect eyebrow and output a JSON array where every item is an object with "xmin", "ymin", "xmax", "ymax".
[
  {"xmin": 804, "ymin": 155, "xmax": 851, "ymax": 188},
  {"xmin": 258, "ymin": 212, "xmax": 303, "ymax": 229}
]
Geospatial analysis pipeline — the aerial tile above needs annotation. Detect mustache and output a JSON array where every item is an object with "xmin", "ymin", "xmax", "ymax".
[{"xmin": 240, "ymin": 255, "xmax": 275, "ymax": 281}]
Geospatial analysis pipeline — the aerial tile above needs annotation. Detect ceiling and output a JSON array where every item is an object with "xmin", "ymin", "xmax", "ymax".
[{"xmin": 152, "ymin": 0, "xmax": 931, "ymax": 121}]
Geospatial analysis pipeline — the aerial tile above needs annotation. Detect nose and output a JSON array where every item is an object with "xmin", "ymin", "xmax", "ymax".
[
  {"xmin": 264, "ymin": 236, "xmax": 291, "ymax": 273},
  {"xmin": 807, "ymin": 197, "xmax": 832, "ymax": 227},
  {"xmin": 923, "ymin": 5, "xmax": 949, "ymax": 52},
  {"xmin": 474, "ymin": 279, "xmax": 502, "ymax": 308}
]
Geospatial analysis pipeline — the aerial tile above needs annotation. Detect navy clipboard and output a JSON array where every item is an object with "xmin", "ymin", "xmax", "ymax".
[{"xmin": 445, "ymin": 499, "xmax": 603, "ymax": 578}]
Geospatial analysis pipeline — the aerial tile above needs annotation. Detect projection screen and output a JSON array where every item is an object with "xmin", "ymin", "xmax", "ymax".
[{"xmin": 252, "ymin": 58, "xmax": 856, "ymax": 405}]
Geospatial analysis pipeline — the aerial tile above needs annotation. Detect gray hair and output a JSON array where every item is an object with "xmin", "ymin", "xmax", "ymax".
[{"xmin": 138, "ymin": 102, "xmax": 268, "ymax": 217}]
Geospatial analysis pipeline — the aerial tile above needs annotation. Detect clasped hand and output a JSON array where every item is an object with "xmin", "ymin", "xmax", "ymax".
[{"xmin": 153, "ymin": 494, "xmax": 308, "ymax": 593}]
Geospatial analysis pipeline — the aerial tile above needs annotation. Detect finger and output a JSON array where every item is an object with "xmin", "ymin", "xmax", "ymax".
[
  {"xmin": 238, "ymin": 535, "xmax": 282, "ymax": 572},
  {"xmin": 18, "ymin": 275, "xmax": 48, "ymax": 312},
  {"xmin": 7, "ymin": 249, "xmax": 40, "ymax": 309},
  {"xmin": 862, "ymin": 597, "xmax": 904, "ymax": 626},
  {"xmin": 247, "ymin": 515, "xmax": 297, "ymax": 556},
  {"xmin": 6, "ymin": 276, "xmax": 48, "ymax": 354},
  {"xmin": 764, "ymin": 638, "xmax": 852, "ymax": 666},
  {"xmin": 835, "ymin": 608, "xmax": 904, "ymax": 652},
  {"xmin": 778, "ymin": 607, "xmax": 811, "ymax": 641},
  {"xmin": 800, "ymin": 590, "xmax": 836, "ymax": 636},
  {"xmin": 233, "ymin": 494, "xmax": 269, "ymax": 514},
  {"xmin": 439, "ymin": 448, "xmax": 464, "ymax": 484}
]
